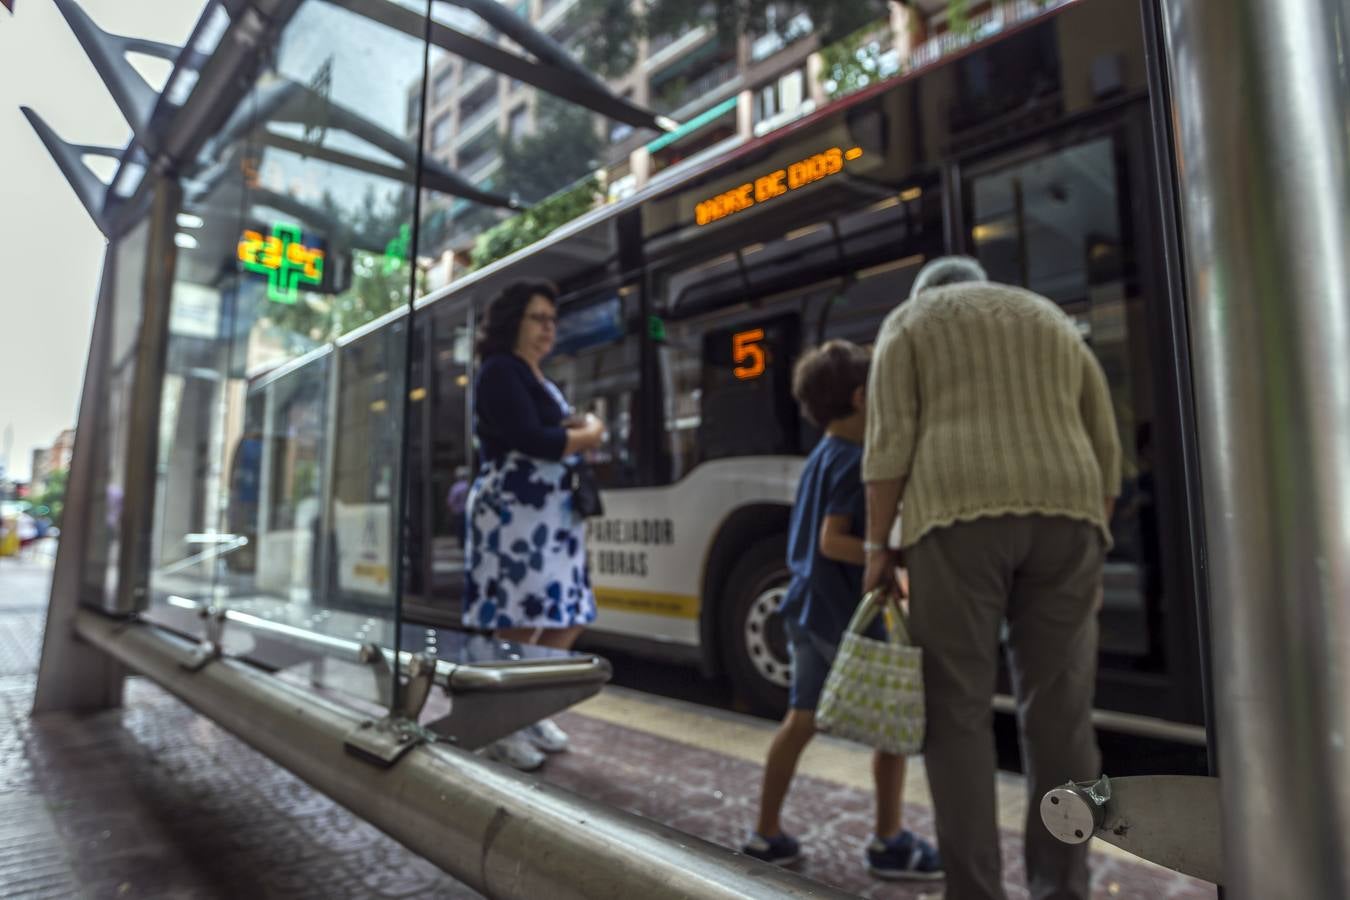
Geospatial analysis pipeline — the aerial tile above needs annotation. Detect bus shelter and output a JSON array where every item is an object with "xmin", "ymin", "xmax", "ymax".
[{"xmin": 24, "ymin": 0, "xmax": 1350, "ymax": 897}]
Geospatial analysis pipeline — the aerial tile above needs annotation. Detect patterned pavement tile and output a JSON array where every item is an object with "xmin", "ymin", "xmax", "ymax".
[{"xmin": 541, "ymin": 710, "xmax": 1215, "ymax": 900}]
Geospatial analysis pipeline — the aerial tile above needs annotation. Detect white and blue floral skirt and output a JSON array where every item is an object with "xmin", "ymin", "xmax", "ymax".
[{"xmin": 462, "ymin": 451, "xmax": 597, "ymax": 630}]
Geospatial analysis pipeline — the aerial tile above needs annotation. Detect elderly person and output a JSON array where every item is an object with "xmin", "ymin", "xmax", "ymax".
[
  {"xmin": 465, "ymin": 278, "xmax": 606, "ymax": 771},
  {"xmin": 861, "ymin": 257, "xmax": 1121, "ymax": 900}
]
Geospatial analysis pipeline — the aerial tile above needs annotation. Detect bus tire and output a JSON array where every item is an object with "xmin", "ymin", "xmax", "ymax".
[{"xmin": 720, "ymin": 537, "xmax": 791, "ymax": 717}]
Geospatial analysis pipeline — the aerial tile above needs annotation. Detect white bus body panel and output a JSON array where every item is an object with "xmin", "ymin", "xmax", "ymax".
[{"xmin": 584, "ymin": 456, "xmax": 805, "ymax": 646}]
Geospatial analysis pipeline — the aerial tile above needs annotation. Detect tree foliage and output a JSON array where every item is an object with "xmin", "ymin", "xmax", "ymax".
[
  {"xmin": 498, "ymin": 93, "xmax": 602, "ymax": 205},
  {"xmin": 469, "ymin": 175, "xmax": 601, "ymax": 271},
  {"xmin": 32, "ymin": 469, "xmax": 68, "ymax": 527},
  {"xmin": 573, "ymin": 0, "xmax": 893, "ymax": 79},
  {"xmin": 819, "ymin": 20, "xmax": 895, "ymax": 100}
]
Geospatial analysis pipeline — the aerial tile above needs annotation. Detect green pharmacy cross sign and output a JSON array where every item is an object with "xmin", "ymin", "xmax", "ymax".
[{"xmin": 237, "ymin": 222, "xmax": 326, "ymax": 304}]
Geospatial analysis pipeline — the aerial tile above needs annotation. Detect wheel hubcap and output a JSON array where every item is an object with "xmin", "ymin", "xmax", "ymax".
[{"xmin": 744, "ymin": 584, "xmax": 790, "ymax": 688}]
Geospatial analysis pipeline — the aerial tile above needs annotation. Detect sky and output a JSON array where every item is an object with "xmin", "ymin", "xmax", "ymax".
[{"xmin": 0, "ymin": 0, "xmax": 204, "ymax": 481}]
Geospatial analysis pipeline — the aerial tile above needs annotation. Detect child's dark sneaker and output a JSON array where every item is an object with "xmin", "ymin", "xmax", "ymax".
[
  {"xmin": 742, "ymin": 831, "xmax": 802, "ymax": 866},
  {"xmin": 866, "ymin": 830, "xmax": 943, "ymax": 880}
]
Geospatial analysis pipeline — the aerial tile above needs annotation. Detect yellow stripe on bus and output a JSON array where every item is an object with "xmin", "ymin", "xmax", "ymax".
[{"xmin": 594, "ymin": 588, "xmax": 701, "ymax": 619}]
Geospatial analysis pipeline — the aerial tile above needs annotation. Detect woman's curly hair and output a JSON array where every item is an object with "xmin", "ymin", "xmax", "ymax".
[{"xmin": 475, "ymin": 278, "xmax": 559, "ymax": 360}]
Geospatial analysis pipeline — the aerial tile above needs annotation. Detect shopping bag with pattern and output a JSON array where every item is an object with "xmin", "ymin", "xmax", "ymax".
[{"xmin": 815, "ymin": 588, "xmax": 924, "ymax": 755}]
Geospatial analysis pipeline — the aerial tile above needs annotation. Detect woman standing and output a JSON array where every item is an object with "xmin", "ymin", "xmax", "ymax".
[{"xmin": 464, "ymin": 278, "xmax": 605, "ymax": 770}]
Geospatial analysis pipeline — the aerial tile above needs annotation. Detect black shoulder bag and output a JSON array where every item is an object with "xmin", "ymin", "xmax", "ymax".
[{"xmin": 566, "ymin": 460, "xmax": 605, "ymax": 519}]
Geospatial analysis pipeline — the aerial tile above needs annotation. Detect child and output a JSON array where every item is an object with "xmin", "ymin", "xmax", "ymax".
[{"xmin": 741, "ymin": 340, "xmax": 942, "ymax": 882}]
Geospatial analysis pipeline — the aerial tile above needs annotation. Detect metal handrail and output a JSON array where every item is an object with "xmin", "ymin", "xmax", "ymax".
[
  {"xmin": 145, "ymin": 595, "xmax": 607, "ymax": 694},
  {"xmin": 156, "ymin": 535, "xmax": 249, "ymax": 576}
]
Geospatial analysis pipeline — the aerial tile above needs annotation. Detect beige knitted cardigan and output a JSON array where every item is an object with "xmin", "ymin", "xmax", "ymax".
[{"xmin": 863, "ymin": 282, "xmax": 1122, "ymax": 549}]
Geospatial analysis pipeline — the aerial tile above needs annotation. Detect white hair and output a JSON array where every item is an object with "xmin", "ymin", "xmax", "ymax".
[{"xmin": 910, "ymin": 256, "xmax": 988, "ymax": 298}]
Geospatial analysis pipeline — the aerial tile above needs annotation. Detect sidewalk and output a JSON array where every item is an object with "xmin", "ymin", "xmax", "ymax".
[
  {"xmin": 0, "ymin": 557, "xmax": 1214, "ymax": 899},
  {"xmin": 1, "ymin": 555, "xmax": 485, "ymax": 899}
]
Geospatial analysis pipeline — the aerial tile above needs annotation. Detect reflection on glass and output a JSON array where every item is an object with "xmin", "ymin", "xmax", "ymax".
[
  {"xmin": 543, "ymin": 294, "xmax": 642, "ymax": 489},
  {"xmin": 147, "ymin": 0, "xmax": 429, "ymax": 705},
  {"xmin": 83, "ymin": 221, "xmax": 151, "ymax": 610}
]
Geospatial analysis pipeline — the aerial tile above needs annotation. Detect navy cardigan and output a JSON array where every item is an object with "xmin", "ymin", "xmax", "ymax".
[{"xmin": 473, "ymin": 352, "xmax": 568, "ymax": 464}]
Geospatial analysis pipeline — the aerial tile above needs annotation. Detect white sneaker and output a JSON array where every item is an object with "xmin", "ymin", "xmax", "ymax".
[
  {"xmin": 484, "ymin": 730, "xmax": 545, "ymax": 771},
  {"xmin": 524, "ymin": 718, "xmax": 569, "ymax": 753}
]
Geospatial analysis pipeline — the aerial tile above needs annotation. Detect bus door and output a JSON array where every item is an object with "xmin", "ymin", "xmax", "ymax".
[
  {"xmin": 402, "ymin": 302, "xmax": 473, "ymax": 626},
  {"xmin": 956, "ymin": 105, "xmax": 1202, "ymax": 724}
]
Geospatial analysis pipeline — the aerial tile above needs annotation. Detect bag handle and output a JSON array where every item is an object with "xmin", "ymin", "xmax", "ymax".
[{"xmin": 844, "ymin": 587, "xmax": 915, "ymax": 647}]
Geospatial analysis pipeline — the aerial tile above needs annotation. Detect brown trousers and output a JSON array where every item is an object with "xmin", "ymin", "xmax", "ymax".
[{"xmin": 906, "ymin": 515, "xmax": 1103, "ymax": 900}]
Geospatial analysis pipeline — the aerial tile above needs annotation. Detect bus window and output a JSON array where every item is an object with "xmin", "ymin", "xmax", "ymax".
[
  {"xmin": 402, "ymin": 306, "xmax": 472, "ymax": 615},
  {"xmin": 744, "ymin": 223, "xmax": 837, "ymax": 293},
  {"xmin": 329, "ymin": 321, "xmax": 407, "ymax": 611},
  {"xmin": 821, "ymin": 255, "xmax": 929, "ymax": 348},
  {"xmin": 836, "ymin": 178, "xmax": 943, "ymax": 268},
  {"xmin": 225, "ymin": 391, "xmax": 267, "ymax": 575},
  {"xmin": 821, "ymin": 177, "xmax": 943, "ymax": 347},
  {"xmin": 265, "ymin": 364, "xmax": 327, "ymax": 539},
  {"xmin": 430, "ymin": 309, "xmax": 473, "ymax": 588},
  {"xmin": 968, "ymin": 132, "xmax": 1163, "ymax": 669},
  {"xmin": 543, "ymin": 293, "xmax": 642, "ymax": 489},
  {"xmin": 664, "ymin": 253, "xmax": 744, "ymax": 315}
]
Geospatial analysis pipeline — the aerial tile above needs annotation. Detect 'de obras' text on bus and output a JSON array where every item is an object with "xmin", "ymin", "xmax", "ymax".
[{"xmin": 694, "ymin": 146, "xmax": 864, "ymax": 227}]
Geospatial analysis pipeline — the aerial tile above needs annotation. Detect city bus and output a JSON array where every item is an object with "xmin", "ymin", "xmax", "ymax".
[{"xmin": 235, "ymin": 0, "xmax": 1209, "ymax": 740}]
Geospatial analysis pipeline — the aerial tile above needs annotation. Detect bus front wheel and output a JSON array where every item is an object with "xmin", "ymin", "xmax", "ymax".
[{"xmin": 720, "ymin": 538, "xmax": 791, "ymax": 716}]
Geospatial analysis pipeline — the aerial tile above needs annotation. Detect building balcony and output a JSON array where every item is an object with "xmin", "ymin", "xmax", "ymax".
[
  {"xmin": 652, "ymin": 57, "xmax": 740, "ymax": 117},
  {"xmin": 907, "ymin": 0, "xmax": 1074, "ymax": 72},
  {"xmin": 457, "ymin": 62, "xmax": 494, "ymax": 98},
  {"xmin": 456, "ymin": 132, "xmax": 501, "ymax": 177},
  {"xmin": 645, "ymin": 25, "xmax": 710, "ymax": 72},
  {"xmin": 536, "ymin": 0, "xmax": 579, "ymax": 37},
  {"xmin": 463, "ymin": 154, "xmax": 502, "ymax": 187},
  {"xmin": 453, "ymin": 100, "xmax": 499, "ymax": 148}
]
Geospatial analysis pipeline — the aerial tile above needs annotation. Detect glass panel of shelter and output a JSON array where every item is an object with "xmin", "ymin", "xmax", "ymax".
[
  {"xmin": 966, "ymin": 131, "xmax": 1165, "ymax": 671},
  {"xmin": 83, "ymin": 219, "xmax": 152, "ymax": 611},
  {"xmin": 144, "ymin": 0, "xmax": 432, "ymax": 707},
  {"xmin": 145, "ymin": 81, "xmax": 253, "ymax": 619}
]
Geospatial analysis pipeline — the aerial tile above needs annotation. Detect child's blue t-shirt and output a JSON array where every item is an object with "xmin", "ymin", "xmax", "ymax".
[{"xmin": 779, "ymin": 434, "xmax": 869, "ymax": 648}]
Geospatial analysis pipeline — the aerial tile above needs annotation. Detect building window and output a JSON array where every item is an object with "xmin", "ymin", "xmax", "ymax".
[
  {"xmin": 750, "ymin": 7, "xmax": 813, "ymax": 62},
  {"xmin": 431, "ymin": 68, "xmax": 455, "ymax": 104},
  {"xmin": 648, "ymin": 22, "xmax": 696, "ymax": 57},
  {"xmin": 459, "ymin": 140, "xmax": 498, "ymax": 174},
  {"xmin": 509, "ymin": 106, "xmax": 530, "ymax": 141},
  {"xmin": 753, "ymin": 68, "xmax": 812, "ymax": 136},
  {"xmin": 431, "ymin": 114, "xmax": 452, "ymax": 148},
  {"xmin": 407, "ymin": 92, "xmax": 421, "ymax": 133},
  {"xmin": 462, "ymin": 60, "xmax": 486, "ymax": 83}
]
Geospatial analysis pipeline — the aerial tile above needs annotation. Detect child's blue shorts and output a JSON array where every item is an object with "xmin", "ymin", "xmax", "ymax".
[{"xmin": 784, "ymin": 619, "xmax": 836, "ymax": 711}]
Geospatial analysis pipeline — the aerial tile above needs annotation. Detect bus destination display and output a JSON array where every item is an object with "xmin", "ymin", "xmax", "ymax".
[{"xmin": 694, "ymin": 146, "xmax": 865, "ymax": 227}]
